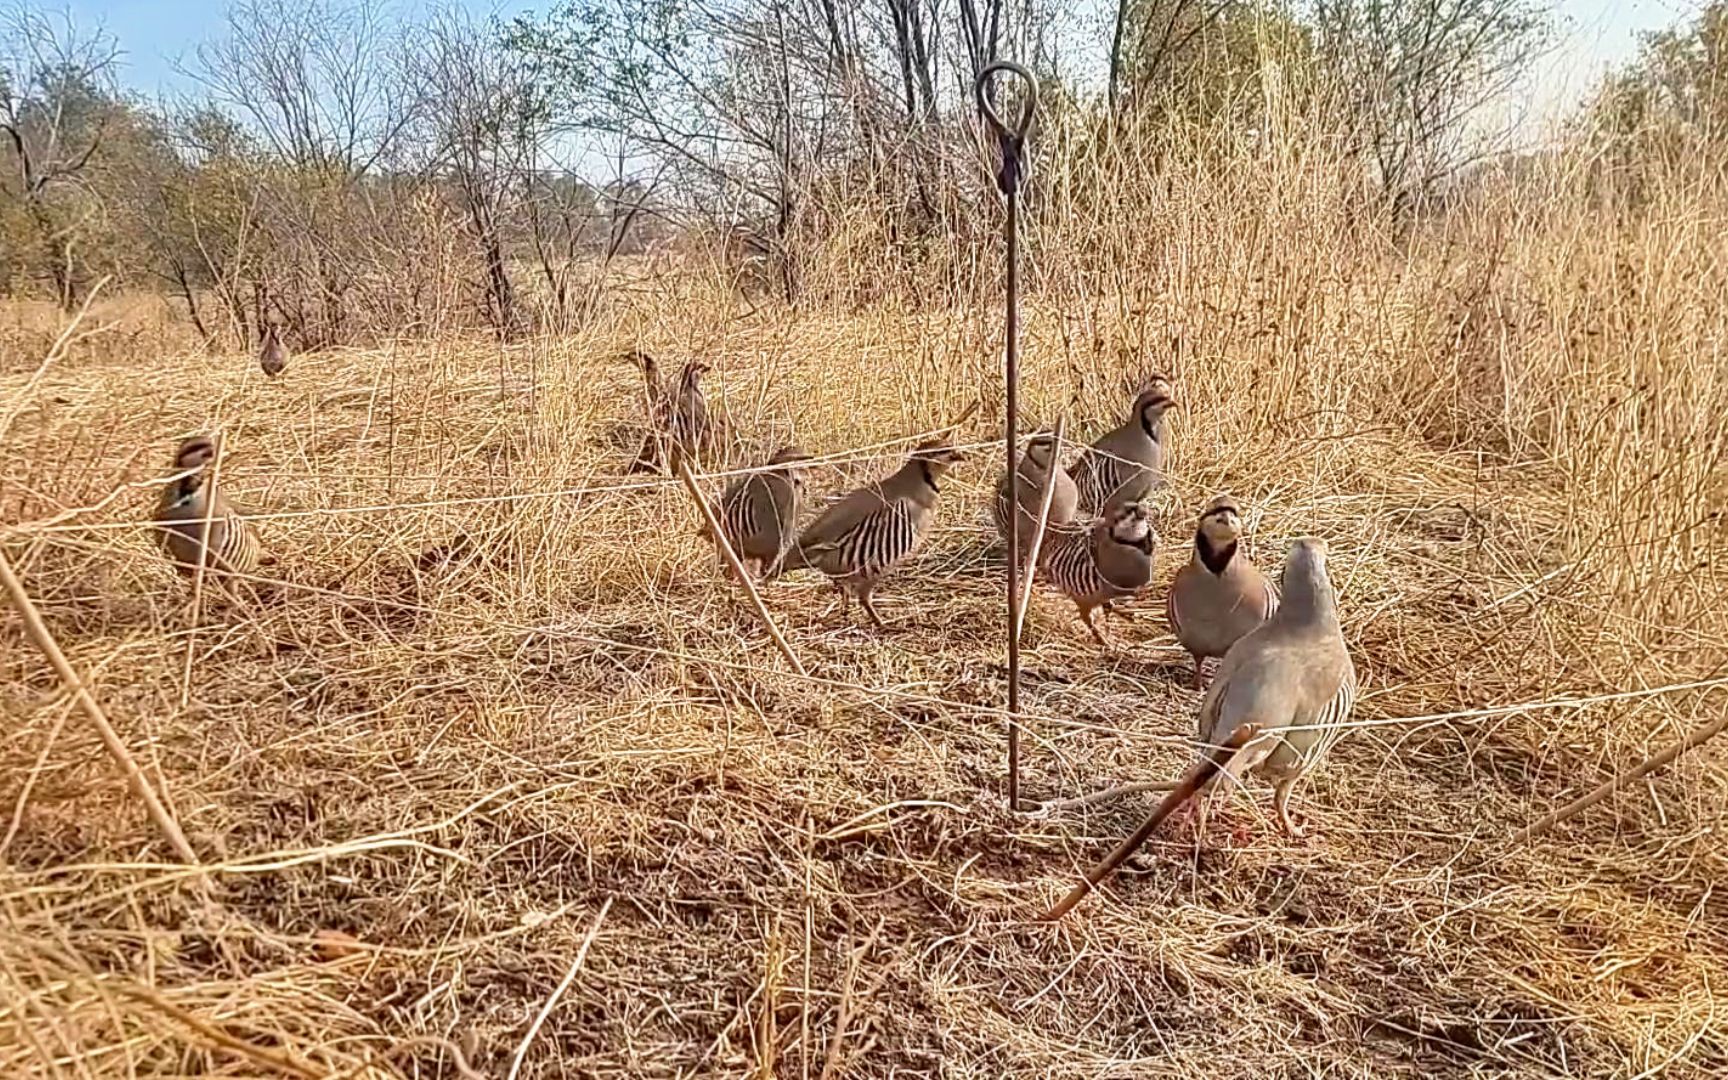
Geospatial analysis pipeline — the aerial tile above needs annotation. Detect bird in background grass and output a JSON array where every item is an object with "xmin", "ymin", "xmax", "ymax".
[
  {"xmin": 770, "ymin": 439, "xmax": 967, "ymax": 627},
  {"xmin": 258, "ymin": 320, "xmax": 288, "ymax": 378},
  {"xmin": 628, "ymin": 351, "xmax": 723, "ymax": 473},
  {"xmin": 1168, "ymin": 494, "xmax": 1279, "ymax": 689}
]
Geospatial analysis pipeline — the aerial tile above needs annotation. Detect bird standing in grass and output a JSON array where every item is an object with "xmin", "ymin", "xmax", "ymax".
[
  {"xmin": 630, "ymin": 354, "xmax": 720, "ymax": 473},
  {"xmin": 772, "ymin": 440, "xmax": 967, "ymax": 627},
  {"xmin": 1168, "ymin": 495, "xmax": 1279, "ymax": 689},
  {"xmin": 154, "ymin": 434, "xmax": 262, "ymax": 593},
  {"xmin": 1070, "ymin": 377, "xmax": 1175, "ymax": 515},
  {"xmin": 258, "ymin": 321, "xmax": 288, "ymax": 378},
  {"xmin": 1038, "ymin": 502, "xmax": 1157, "ymax": 645},
  {"xmin": 1042, "ymin": 537, "xmax": 1357, "ymax": 921},
  {"xmin": 702, "ymin": 445, "xmax": 811, "ymax": 579},
  {"xmin": 992, "ymin": 431, "xmax": 1079, "ymax": 556}
]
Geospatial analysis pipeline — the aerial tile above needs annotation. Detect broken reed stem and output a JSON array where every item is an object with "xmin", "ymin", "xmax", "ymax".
[
  {"xmin": 1013, "ymin": 416, "xmax": 1066, "ymax": 644},
  {"xmin": 506, "ymin": 896, "xmax": 614, "ymax": 1080},
  {"xmin": 1034, "ymin": 777, "xmax": 1183, "ymax": 815},
  {"xmin": 933, "ymin": 399, "xmax": 981, "ymax": 442},
  {"xmin": 1511, "ymin": 705, "xmax": 1728, "ymax": 844},
  {"xmin": 818, "ymin": 915, "xmax": 886, "ymax": 1080},
  {"xmin": 0, "ymin": 548, "xmax": 201, "ymax": 865},
  {"xmin": 675, "ymin": 456, "xmax": 808, "ymax": 677},
  {"xmin": 1042, "ymin": 723, "xmax": 1264, "ymax": 922},
  {"xmin": 108, "ymin": 981, "xmax": 322, "ymax": 1079}
]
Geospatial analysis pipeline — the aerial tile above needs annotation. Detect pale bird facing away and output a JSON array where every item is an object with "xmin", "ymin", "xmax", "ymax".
[
  {"xmin": 1190, "ymin": 537, "xmax": 1356, "ymax": 837},
  {"xmin": 702, "ymin": 445, "xmax": 811, "ymax": 579},
  {"xmin": 154, "ymin": 434, "xmax": 263, "ymax": 591},
  {"xmin": 1069, "ymin": 377, "xmax": 1175, "ymax": 515},
  {"xmin": 1043, "ymin": 537, "xmax": 1357, "ymax": 920},
  {"xmin": 772, "ymin": 440, "xmax": 967, "ymax": 628},
  {"xmin": 258, "ymin": 322, "xmax": 288, "ymax": 378},
  {"xmin": 1167, "ymin": 494, "xmax": 1278, "ymax": 689},
  {"xmin": 1037, "ymin": 501, "xmax": 1157, "ymax": 645},
  {"xmin": 991, "ymin": 431, "xmax": 1079, "ymax": 555}
]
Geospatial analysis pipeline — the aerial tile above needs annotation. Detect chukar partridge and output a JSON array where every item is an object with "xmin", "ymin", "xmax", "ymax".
[
  {"xmin": 1069, "ymin": 377, "xmax": 1175, "ymax": 515},
  {"xmin": 1167, "ymin": 495, "xmax": 1278, "ymax": 689},
  {"xmin": 702, "ymin": 446, "xmax": 811, "ymax": 579},
  {"xmin": 154, "ymin": 435, "xmax": 262, "ymax": 587},
  {"xmin": 1038, "ymin": 502, "xmax": 1156, "ymax": 645},
  {"xmin": 258, "ymin": 322, "xmax": 288, "ymax": 377},
  {"xmin": 1043, "ymin": 537, "xmax": 1357, "ymax": 920},
  {"xmin": 630, "ymin": 356, "xmax": 717, "ymax": 473},
  {"xmin": 991, "ymin": 431, "xmax": 1079, "ymax": 555},
  {"xmin": 773, "ymin": 440, "xmax": 966, "ymax": 627}
]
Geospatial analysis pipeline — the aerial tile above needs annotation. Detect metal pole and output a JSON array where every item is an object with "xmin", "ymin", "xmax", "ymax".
[{"xmin": 976, "ymin": 61, "xmax": 1037, "ymax": 812}]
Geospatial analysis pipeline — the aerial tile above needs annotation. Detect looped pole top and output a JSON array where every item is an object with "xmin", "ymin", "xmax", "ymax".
[
  {"xmin": 975, "ymin": 60, "xmax": 1038, "ymax": 142},
  {"xmin": 975, "ymin": 61, "xmax": 1038, "ymax": 196}
]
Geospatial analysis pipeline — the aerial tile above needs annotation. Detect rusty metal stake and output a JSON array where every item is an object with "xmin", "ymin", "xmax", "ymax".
[{"xmin": 977, "ymin": 60, "xmax": 1038, "ymax": 812}]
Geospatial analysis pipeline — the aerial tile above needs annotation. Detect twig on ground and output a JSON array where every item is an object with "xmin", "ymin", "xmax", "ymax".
[{"xmin": 506, "ymin": 896, "xmax": 615, "ymax": 1080}]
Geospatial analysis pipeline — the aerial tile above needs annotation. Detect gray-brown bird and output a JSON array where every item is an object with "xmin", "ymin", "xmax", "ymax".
[
  {"xmin": 631, "ymin": 356, "xmax": 718, "ymax": 473},
  {"xmin": 772, "ymin": 440, "xmax": 967, "ymax": 627},
  {"xmin": 1069, "ymin": 377, "xmax": 1175, "ymax": 515},
  {"xmin": 1038, "ymin": 502, "xmax": 1156, "ymax": 645},
  {"xmin": 1043, "ymin": 537, "xmax": 1357, "ymax": 920},
  {"xmin": 1167, "ymin": 494, "xmax": 1278, "ymax": 689},
  {"xmin": 991, "ymin": 431, "xmax": 1079, "ymax": 556},
  {"xmin": 258, "ymin": 322, "xmax": 288, "ymax": 378},
  {"xmin": 701, "ymin": 445, "xmax": 811, "ymax": 579},
  {"xmin": 154, "ymin": 434, "xmax": 262, "ymax": 590}
]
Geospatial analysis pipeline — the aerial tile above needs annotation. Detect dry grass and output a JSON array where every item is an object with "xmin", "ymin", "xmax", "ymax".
[{"xmin": 4, "ymin": 124, "xmax": 1728, "ymax": 1077}]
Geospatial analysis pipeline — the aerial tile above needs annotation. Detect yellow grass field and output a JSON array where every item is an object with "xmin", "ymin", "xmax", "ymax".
[{"xmin": 4, "ymin": 141, "xmax": 1728, "ymax": 1076}]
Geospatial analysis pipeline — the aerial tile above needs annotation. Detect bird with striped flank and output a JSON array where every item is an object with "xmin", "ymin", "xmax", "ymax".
[
  {"xmin": 1069, "ymin": 377, "xmax": 1175, "ymax": 515},
  {"xmin": 772, "ymin": 439, "xmax": 966, "ymax": 628},
  {"xmin": 1042, "ymin": 537, "xmax": 1358, "ymax": 921},
  {"xmin": 154, "ymin": 434, "xmax": 263, "ymax": 592},
  {"xmin": 1168, "ymin": 494, "xmax": 1279, "ymax": 689},
  {"xmin": 991, "ymin": 431, "xmax": 1079, "ymax": 556},
  {"xmin": 1037, "ymin": 501, "xmax": 1157, "ymax": 645},
  {"xmin": 702, "ymin": 445, "xmax": 811, "ymax": 579}
]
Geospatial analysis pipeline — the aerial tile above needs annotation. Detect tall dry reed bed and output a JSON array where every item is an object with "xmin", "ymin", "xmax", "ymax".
[{"xmin": 2, "ymin": 115, "xmax": 1726, "ymax": 1076}]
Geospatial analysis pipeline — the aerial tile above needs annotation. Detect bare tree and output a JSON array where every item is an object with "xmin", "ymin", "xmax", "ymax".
[
  {"xmin": 1312, "ymin": 0, "xmax": 1551, "ymax": 216},
  {"xmin": 408, "ymin": 7, "xmax": 561, "ymax": 337},
  {"xmin": 188, "ymin": 0, "xmax": 413, "ymax": 178},
  {"xmin": 0, "ymin": 4, "xmax": 119, "ymax": 306}
]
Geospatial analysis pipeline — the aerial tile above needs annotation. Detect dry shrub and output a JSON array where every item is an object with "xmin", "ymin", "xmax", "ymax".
[{"xmin": 2, "ymin": 103, "xmax": 1727, "ymax": 1077}]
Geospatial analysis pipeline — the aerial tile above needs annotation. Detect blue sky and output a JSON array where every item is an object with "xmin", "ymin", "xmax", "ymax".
[
  {"xmin": 67, "ymin": 0, "xmax": 539, "ymax": 101},
  {"xmin": 61, "ymin": 0, "xmax": 1703, "ymax": 111}
]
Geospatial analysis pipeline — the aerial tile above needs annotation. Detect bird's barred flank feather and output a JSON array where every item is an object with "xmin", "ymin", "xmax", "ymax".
[
  {"xmin": 1040, "ymin": 523, "xmax": 1109, "ymax": 599},
  {"xmin": 830, "ymin": 501, "xmax": 920, "ymax": 581},
  {"xmin": 157, "ymin": 499, "xmax": 261, "ymax": 578},
  {"xmin": 154, "ymin": 436, "xmax": 263, "ymax": 583},
  {"xmin": 1071, "ymin": 454, "xmax": 1138, "ymax": 516},
  {"xmin": 1299, "ymin": 666, "xmax": 1357, "ymax": 769},
  {"xmin": 720, "ymin": 481, "xmax": 766, "ymax": 546}
]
